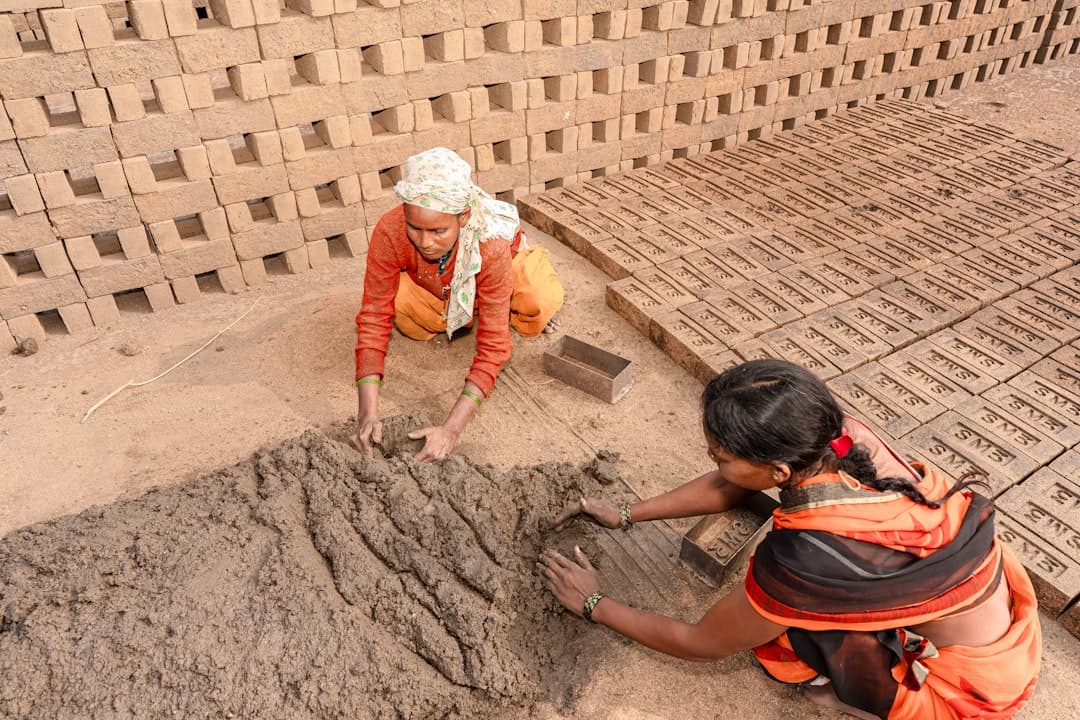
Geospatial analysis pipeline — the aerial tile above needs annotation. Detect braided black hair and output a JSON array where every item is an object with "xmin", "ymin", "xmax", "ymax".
[{"xmin": 702, "ymin": 360, "xmax": 985, "ymax": 507}]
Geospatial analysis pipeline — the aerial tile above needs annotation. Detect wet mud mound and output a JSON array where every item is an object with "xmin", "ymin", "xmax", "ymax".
[{"xmin": 0, "ymin": 430, "xmax": 634, "ymax": 719}]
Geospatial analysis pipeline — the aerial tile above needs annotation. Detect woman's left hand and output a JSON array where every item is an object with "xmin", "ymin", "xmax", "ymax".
[
  {"xmin": 537, "ymin": 546, "xmax": 601, "ymax": 617},
  {"xmin": 409, "ymin": 424, "xmax": 460, "ymax": 462}
]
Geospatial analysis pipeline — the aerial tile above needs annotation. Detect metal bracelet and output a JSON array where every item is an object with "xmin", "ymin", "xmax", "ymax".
[{"xmin": 583, "ymin": 592, "xmax": 605, "ymax": 622}]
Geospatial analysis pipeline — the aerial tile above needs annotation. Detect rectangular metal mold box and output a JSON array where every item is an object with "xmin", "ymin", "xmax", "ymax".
[{"xmin": 543, "ymin": 335, "xmax": 633, "ymax": 404}]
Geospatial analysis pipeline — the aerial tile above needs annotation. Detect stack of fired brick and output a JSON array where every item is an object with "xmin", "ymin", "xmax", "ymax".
[
  {"xmin": 519, "ymin": 97, "xmax": 1080, "ymax": 639},
  {"xmin": 2, "ymin": 0, "xmax": 1080, "ymax": 349}
]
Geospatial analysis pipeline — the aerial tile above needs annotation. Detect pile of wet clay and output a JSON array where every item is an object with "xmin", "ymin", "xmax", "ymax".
[{"xmin": 0, "ymin": 427, "xmax": 626, "ymax": 719}]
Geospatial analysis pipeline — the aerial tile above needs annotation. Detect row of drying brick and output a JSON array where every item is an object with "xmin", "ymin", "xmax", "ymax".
[
  {"xmin": 4, "ymin": 82, "xmax": 1068, "ymax": 217},
  {"xmin": 2, "ymin": 0, "xmax": 1069, "ymax": 69},
  {"xmin": 520, "ymin": 131, "xmax": 1077, "ymax": 284},
  {"xmin": 0, "ymin": 219, "xmax": 365, "ymax": 352},
  {"xmin": 995, "ymin": 449, "xmax": 1080, "ymax": 638},
  {"xmin": 0, "ymin": 2, "xmax": 1068, "ymax": 146},
  {"xmin": 1, "ymin": 35, "xmax": 1048, "ymax": 166},
  {"xmin": 0, "ymin": 2, "xmax": 1073, "ymax": 224},
  {"xmin": 8, "ymin": 93, "xmax": 1064, "ymax": 302},
  {"xmin": 0, "ymin": 175, "xmax": 368, "ymax": 286},
  {"xmin": 521, "ymin": 94, "xmax": 1069, "ymax": 210},
  {"xmin": 0, "ymin": 27, "xmax": 1056, "ymax": 158},
  {"xmin": 606, "ymin": 220, "xmax": 1080, "ymax": 380},
  {"xmin": 527, "ymin": 165, "xmax": 1079, "ymax": 277}
]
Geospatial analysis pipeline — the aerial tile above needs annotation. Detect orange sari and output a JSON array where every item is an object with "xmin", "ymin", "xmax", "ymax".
[{"xmin": 747, "ymin": 434, "xmax": 1041, "ymax": 719}]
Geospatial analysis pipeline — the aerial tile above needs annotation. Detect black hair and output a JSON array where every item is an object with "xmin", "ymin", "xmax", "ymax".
[{"xmin": 702, "ymin": 359, "xmax": 983, "ymax": 507}]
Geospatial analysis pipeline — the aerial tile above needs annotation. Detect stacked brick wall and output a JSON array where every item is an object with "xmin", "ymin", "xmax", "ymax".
[
  {"xmin": 2, "ymin": 0, "xmax": 1078, "ymax": 347},
  {"xmin": 519, "ymin": 97, "xmax": 1080, "ymax": 638}
]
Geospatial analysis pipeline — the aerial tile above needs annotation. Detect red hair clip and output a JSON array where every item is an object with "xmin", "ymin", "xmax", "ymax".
[{"xmin": 829, "ymin": 430, "xmax": 853, "ymax": 459}]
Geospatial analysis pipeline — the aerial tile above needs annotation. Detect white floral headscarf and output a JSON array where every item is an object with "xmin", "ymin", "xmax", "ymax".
[{"xmin": 395, "ymin": 147, "xmax": 522, "ymax": 338}]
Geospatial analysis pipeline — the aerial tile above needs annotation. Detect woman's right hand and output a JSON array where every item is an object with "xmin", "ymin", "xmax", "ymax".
[
  {"xmin": 352, "ymin": 414, "xmax": 382, "ymax": 457},
  {"xmin": 552, "ymin": 497, "xmax": 622, "ymax": 531}
]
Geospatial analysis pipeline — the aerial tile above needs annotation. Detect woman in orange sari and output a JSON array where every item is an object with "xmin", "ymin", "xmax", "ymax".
[{"xmin": 539, "ymin": 359, "xmax": 1041, "ymax": 719}]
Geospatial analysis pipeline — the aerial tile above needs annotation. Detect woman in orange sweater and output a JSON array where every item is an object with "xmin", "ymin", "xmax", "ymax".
[
  {"xmin": 541, "ymin": 359, "xmax": 1041, "ymax": 719},
  {"xmin": 354, "ymin": 147, "xmax": 563, "ymax": 461}
]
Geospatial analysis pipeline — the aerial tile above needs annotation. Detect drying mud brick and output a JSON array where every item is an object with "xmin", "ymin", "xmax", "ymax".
[
  {"xmin": 134, "ymin": 180, "xmax": 219, "ymax": 225},
  {"xmin": 1005, "ymin": 370, "xmax": 1080, "ymax": 435},
  {"xmin": 231, "ymin": 220, "xmax": 305, "ymax": 261},
  {"xmin": 554, "ymin": 217, "xmax": 610, "ymax": 257},
  {"xmin": 679, "ymin": 299, "xmax": 757, "ymax": 347},
  {"xmin": 733, "ymin": 335, "xmax": 842, "ymax": 381},
  {"xmin": 953, "ymin": 396, "xmax": 1064, "ymax": 465},
  {"xmin": 996, "ymin": 508, "xmax": 1080, "ymax": 620},
  {"xmin": 0, "ymin": 274, "xmax": 86, "ymax": 320},
  {"xmin": 0, "ymin": 430, "xmax": 693, "ymax": 718},
  {"xmin": 732, "ymin": 281, "xmax": 803, "ymax": 326},
  {"xmin": 951, "ymin": 317, "xmax": 1047, "ymax": 371},
  {"xmin": 620, "ymin": 231, "xmax": 684, "ymax": 268},
  {"xmin": 848, "ymin": 362, "xmax": 949, "ymax": 424},
  {"xmin": 993, "ymin": 296, "xmax": 1080, "ymax": 347},
  {"xmin": 76, "ymin": 255, "xmax": 166, "ymax": 299},
  {"xmin": 19, "ymin": 126, "xmax": 118, "ymax": 174},
  {"xmin": 696, "ymin": 349, "xmax": 742, "ymax": 383},
  {"xmin": 659, "ymin": 252, "xmax": 736, "ymax": 294},
  {"xmin": 49, "ymin": 195, "xmax": 141, "ymax": 240},
  {"xmin": 960, "ymin": 240, "xmax": 1043, "ymax": 288},
  {"xmin": 648, "ymin": 309, "xmax": 729, "ymax": 381},
  {"xmin": 6, "ymin": 313, "xmax": 46, "ymax": 346},
  {"xmin": 0, "ymin": 50, "xmax": 96, "ymax": 100},
  {"xmin": 1020, "ymin": 285, "xmax": 1080, "ymax": 336},
  {"xmin": 816, "ymin": 310, "xmax": 894, "ymax": 362},
  {"xmin": 632, "ymin": 266, "xmax": 699, "ymax": 309},
  {"xmin": 859, "ymin": 288, "xmax": 948, "ymax": 339},
  {"xmin": 158, "ymin": 238, "xmax": 239, "ymax": 281},
  {"xmin": 927, "ymin": 329, "xmax": 1024, "ymax": 385},
  {"xmin": 839, "ymin": 298, "xmax": 919, "ymax": 350},
  {"xmin": 929, "ymin": 258, "xmax": 1022, "ymax": 306},
  {"xmin": 998, "ymin": 468, "xmax": 1080, "ymax": 561},
  {"xmin": 586, "ymin": 238, "xmax": 653, "ymax": 280},
  {"xmin": 605, "ymin": 275, "xmax": 674, "ymax": 336},
  {"xmin": 969, "ymin": 305, "xmax": 1065, "ymax": 358},
  {"xmin": 781, "ymin": 319, "xmax": 871, "ymax": 373},
  {"xmin": 0, "ymin": 212, "xmax": 54, "ymax": 255},
  {"xmin": 903, "ymin": 411, "xmax": 1042, "ymax": 497},
  {"xmin": 827, "ymin": 373, "xmax": 922, "ymax": 438},
  {"xmin": 1051, "ymin": 447, "xmax": 1080, "ymax": 477},
  {"xmin": 1030, "ymin": 353, "xmax": 1080, "ymax": 401}
]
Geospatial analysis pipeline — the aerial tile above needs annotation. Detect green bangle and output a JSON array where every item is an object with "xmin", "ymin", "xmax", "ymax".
[
  {"xmin": 461, "ymin": 388, "xmax": 483, "ymax": 406},
  {"xmin": 583, "ymin": 592, "xmax": 605, "ymax": 622},
  {"xmin": 356, "ymin": 377, "xmax": 382, "ymax": 386},
  {"xmin": 618, "ymin": 503, "xmax": 633, "ymax": 531}
]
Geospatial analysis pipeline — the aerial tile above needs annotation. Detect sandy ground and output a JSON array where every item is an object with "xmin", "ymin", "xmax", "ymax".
[{"xmin": 3, "ymin": 55, "xmax": 1080, "ymax": 718}]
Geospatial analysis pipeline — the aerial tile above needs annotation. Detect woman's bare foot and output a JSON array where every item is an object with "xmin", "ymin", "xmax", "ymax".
[
  {"xmin": 542, "ymin": 314, "xmax": 560, "ymax": 334},
  {"xmin": 800, "ymin": 682, "xmax": 880, "ymax": 720}
]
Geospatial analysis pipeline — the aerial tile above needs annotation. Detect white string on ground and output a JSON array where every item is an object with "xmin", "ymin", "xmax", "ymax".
[{"xmin": 81, "ymin": 297, "xmax": 262, "ymax": 424}]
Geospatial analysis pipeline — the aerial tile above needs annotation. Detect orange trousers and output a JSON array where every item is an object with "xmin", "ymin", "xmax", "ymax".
[{"xmin": 394, "ymin": 246, "xmax": 564, "ymax": 339}]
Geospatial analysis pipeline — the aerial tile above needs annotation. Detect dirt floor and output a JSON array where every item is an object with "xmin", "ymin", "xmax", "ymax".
[{"xmin": 3, "ymin": 55, "xmax": 1080, "ymax": 719}]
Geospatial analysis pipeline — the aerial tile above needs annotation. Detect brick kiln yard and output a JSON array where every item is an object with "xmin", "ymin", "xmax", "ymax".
[{"xmin": 4, "ymin": 2, "xmax": 1080, "ymax": 717}]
